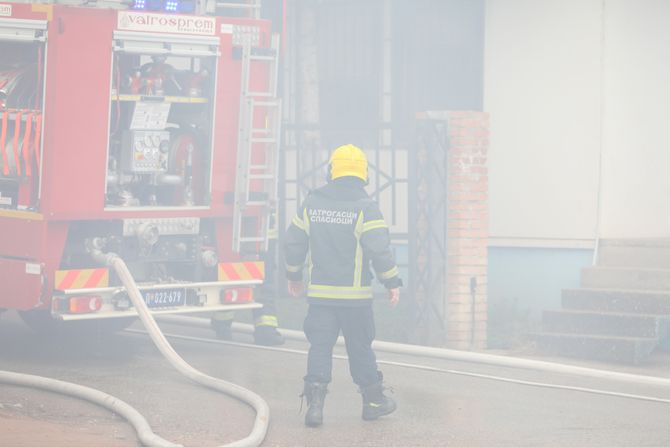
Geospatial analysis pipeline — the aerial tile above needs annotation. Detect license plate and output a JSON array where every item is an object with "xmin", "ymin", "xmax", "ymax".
[{"xmin": 142, "ymin": 288, "xmax": 186, "ymax": 308}]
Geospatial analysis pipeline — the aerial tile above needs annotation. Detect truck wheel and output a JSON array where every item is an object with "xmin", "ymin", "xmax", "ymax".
[{"xmin": 18, "ymin": 310, "xmax": 136, "ymax": 335}]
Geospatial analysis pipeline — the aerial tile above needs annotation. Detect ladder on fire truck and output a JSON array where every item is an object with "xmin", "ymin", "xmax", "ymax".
[{"xmin": 232, "ymin": 33, "xmax": 281, "ymax": 253}]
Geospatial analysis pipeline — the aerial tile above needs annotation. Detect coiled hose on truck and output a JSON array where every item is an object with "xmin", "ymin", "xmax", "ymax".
[{"xmin": 0, "ymin": 251, "xmax": 270, "ymax": 447}]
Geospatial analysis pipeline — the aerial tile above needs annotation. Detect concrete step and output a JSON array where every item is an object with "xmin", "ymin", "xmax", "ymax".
[
  {"xmin": 534, "ymin": 332, "xmax": 658, "ymax": 364},
  {"xmin": 542, "ymin": 309, "xmax": 670, "ymax": 338},
  {"xmin": 562, "ymin": 288, "xmax": 670, "ymax": 314},
  {"xmin": 581, "ymin": 266, "xmax": 670, "ymax": 291},
  {"xmin": 597, "ymin": 238, "xmax": 670, "ymax": 269}
]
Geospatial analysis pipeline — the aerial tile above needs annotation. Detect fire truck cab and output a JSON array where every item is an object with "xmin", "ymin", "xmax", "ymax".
[{"xmin": 0, "ymin": 1, "xmax": 279, "ymax": 330}]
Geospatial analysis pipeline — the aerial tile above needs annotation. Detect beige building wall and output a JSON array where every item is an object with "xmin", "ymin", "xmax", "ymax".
[
  {"xmin": 599, "ymin": 0, "xmax": 670, "ymax": 238},
  {"xmin": 485, "ymin": 0, "xmax": 602, "ymax": 248},
  {"xmin": 485, "ymin": 0, "xmax": 670, "ymax": 245}
]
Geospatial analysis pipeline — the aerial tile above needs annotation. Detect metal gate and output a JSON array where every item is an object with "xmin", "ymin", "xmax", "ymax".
[
  {"xmin": 410, "ymin": 118, "xmax": 450, "ymax": 345},
  {"xmin": 278, "ymin": 133, "xmax": 408, "ymax": 253}
]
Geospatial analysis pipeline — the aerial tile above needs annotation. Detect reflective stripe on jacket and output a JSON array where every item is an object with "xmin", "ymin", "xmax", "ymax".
[{"xmin": 284, "ymin": 177, "xmax": 402, "ymax": 306}]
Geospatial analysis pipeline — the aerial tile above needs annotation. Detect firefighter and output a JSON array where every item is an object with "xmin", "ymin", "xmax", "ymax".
[
  {"xmin": 211, "ymin": 214, "xmax": 285, "ymax": 346},
  {"xmin": 252, "ymin": 225, "xmax": 286, "ymax": 346},
  {"xmin": 284, "ymin": 144, "xmax": 402, "ymax": 427}
]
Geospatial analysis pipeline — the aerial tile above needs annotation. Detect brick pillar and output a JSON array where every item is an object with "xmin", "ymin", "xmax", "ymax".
[{"xmin": 446, "ymin": 111, "xmax": 489, "ymax": 349}]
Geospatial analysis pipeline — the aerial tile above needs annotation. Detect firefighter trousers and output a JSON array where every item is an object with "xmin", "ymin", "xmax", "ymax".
[{"xmin": 303, "ymin": 303, "xmax": 381, "ymax": 388}]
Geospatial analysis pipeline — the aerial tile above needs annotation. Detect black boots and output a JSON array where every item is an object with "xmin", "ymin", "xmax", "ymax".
[
  {"xmin": 212, "ymin": 319, "xmax": 286, "ymax": 346},
  {"xmin": 254, "ymin": 325, "xmax": 285, "ymax": 346},
  {"xmin": 302, "ymin": 381, "xmax": 328, "ymax": 427},
  {"xmin": 301, "ymin": 381, "xmax": 395, "ymax": 426},
  {"xmin": 211, "ymin": 319, "xmax": 233, "ymax": 340},
  {"xmin": 360, "ymin": 382, "xmax": 396, "ymax": 421}
]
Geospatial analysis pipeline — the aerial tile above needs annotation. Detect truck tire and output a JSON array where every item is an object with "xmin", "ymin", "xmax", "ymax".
[{"xmin": 18, "ymin": 309, "xmax": 136, "ymax": 335}]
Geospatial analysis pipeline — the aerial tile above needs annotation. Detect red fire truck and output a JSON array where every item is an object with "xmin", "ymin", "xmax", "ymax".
[{"xmin": 0, "ymin": 1, "xmax": 280, "ymax": 331}]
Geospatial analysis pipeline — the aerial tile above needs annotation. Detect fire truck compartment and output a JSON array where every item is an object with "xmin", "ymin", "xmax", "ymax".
[
  {"xmin": 106, "ymin": 31, "xmax": 220, "ymax": 209},
  {"xmin": 0, "ymin": 17, "xmax": 46, "ymax": 210}
]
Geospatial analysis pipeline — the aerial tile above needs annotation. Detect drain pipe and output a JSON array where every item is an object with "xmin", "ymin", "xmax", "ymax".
[
  {"xmin": 88, "ymin": 242, "xmax": 270, "ymax": 447},
  {"xmin": 592, "ymin": 0, "xmax": 608, "ymax": 266},
  {"xmin": 469, "ymin": 277, "xmax": 477, "ymax": 350}
]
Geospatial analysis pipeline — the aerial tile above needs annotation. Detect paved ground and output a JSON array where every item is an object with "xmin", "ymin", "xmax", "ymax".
[
  {"xmin": 0, "ymin": 393, "xmax": 134, "ymax": 447},
  {"xmin": 2, "ymin": 308, "xmax": 670, "ymax": 447}
]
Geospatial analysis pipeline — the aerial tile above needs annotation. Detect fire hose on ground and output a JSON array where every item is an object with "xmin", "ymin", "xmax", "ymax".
[
  {"xmin": 0, "ymin": 249, "xmax": 270, "ymax": 447},
  {"xmin": 154, "ymin": 314, "xmax": 670, "ymax": 400},
  {"xmin": 0, "ymin": 369, "xmax": 181, "ymax": 447}
]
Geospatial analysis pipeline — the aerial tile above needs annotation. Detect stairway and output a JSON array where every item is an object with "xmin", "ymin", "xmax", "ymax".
[{"xmin": 536, "ymin": 238, "xmax": 670, "ymax": 364}]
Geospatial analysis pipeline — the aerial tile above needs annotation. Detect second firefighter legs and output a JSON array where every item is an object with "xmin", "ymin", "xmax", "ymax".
[
  {"xmin": 211, "ymin": 271, "xmax": 285, "ymax": 346},
  {"xmin": 211, "ymin": 311, "xmax": 285, "ymax": 346}
]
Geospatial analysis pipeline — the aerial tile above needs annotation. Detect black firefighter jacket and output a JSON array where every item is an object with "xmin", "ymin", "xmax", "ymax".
[{"xmin": 284, "ymin": 177, "xmax": 402, "ymax": 306}]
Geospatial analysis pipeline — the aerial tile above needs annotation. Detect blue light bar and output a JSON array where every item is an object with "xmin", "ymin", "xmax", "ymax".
[
  {"xmin": 164, "ymin": 0, "xmax": 178, "ymax": 12},
  {"xmin": 131, "ymin": 0, "xmax": 195, "ymax": 13}
]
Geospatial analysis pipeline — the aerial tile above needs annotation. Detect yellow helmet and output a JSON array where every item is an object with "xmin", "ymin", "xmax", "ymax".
[{"xmin": 329, "ymin": 144, "xmax": 368, "ymax": 182}]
